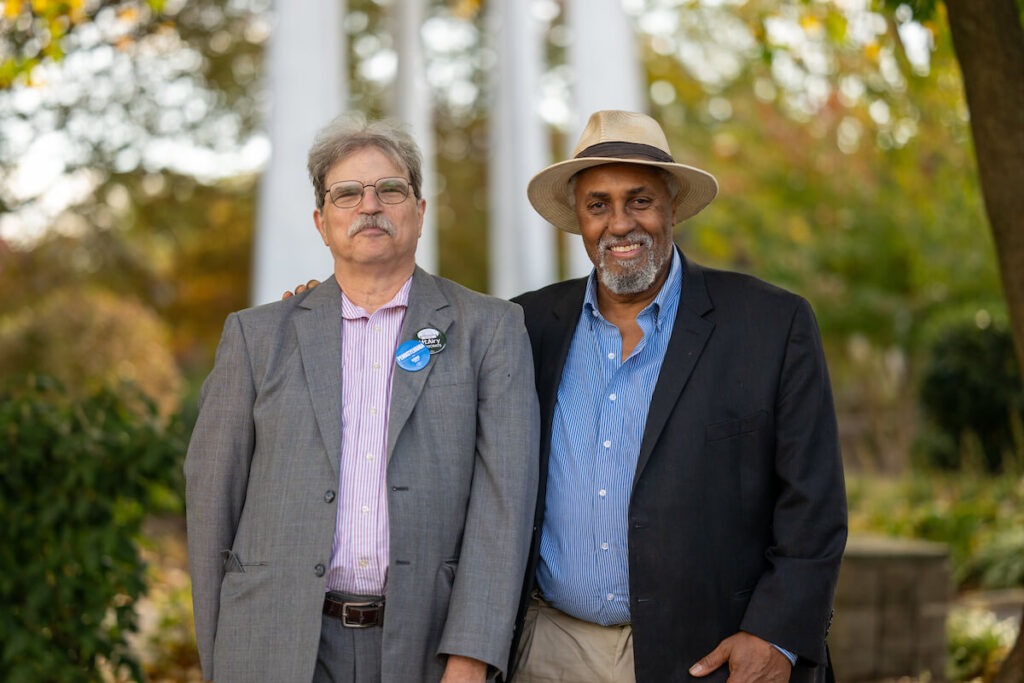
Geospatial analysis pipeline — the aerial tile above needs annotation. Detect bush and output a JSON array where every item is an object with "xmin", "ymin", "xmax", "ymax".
[
  {"xmin": 846, "ymin": 473, "xmax": 1024, "ymax": 591},
  {"xmin": 0, "ymin": 376, "xmax": 186, "ymax": 682},
  {"xmin": 947, "ymin": 607, "xmax": 1018, "ymax": 682},
  {"xmin": 918, "ymin": 320, "xmax": 1024, "ymax": 473}
]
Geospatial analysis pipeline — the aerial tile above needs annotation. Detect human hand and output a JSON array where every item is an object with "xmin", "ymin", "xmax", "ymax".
[
  {"xmin": 439, "ymin": 654, "xmax": 487, "ymax": 683},
  {"xmin": 281, "ymin": 279, "xmax": 322, "ymax": 299},
  {"xmin": 689, "ymin": 631, "xmax": 792, "ymax": 683}
]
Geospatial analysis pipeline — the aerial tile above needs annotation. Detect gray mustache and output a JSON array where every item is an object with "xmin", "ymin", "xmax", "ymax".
[{"xmin": 349, "ymin": 215, "xmax": 397, "ymax": 237}]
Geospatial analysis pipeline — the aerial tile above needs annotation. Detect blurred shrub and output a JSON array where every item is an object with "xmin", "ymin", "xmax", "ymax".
[
  {"xmin": 947, "ymin": 607, "xmax": 1018, "ymax": 682},
  {"xmin": 847, "ymin": 473, "xmax": 1024, "ymax": 590},
  {"xmin": 918, "ymin": 320, "xmax": 1024, "ymax": 473},
  {"xmin": 0, "ymin": 375, "xmax": 186, "ymax": 683},
  {"xmin": 0, "ymin": 287, "xmax": 183, "ymax": 416},
  {"xmin": 960, "ymin": 527, "xmax": 1024, "ymax": 591}
]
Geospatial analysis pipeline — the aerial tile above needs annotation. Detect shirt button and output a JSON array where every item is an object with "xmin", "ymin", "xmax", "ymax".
[
  {"xmin": 609, "ymin": 393, "xmax": 617, "ymax": 401},
  {"xmin": 607, "ymin": 352, "xmax": 615, "ymax": 360},
  {"xmin": 598, "ymin": 489, "xmax": 607, "ymax": 497},
  {"xmin": 372, "ymin": 362, "xmax": 381, "ymax": 369},
  {"xmin": 366, "ymin": 452, "xmax": 374, "ymax": 461},
  {"xmin": 314, "ymin": 564, "xmax": 326, "ymax": 577},
  {"xmin": 324, "ymin": 490, "xmax": 336, "ymax": 503},
  {"xmin": 373, "ymin": 324, "xmax": 382, "ymax": 331},
  {"xmin": 603, "ymin": 440, "xmax": 611, "ymax": 449},
  {"xmin": 600, "ymin": 542, "xmax": 609, "ymax": 550},
  {"xmin": 361, "ymin": 505, "xmax": 370, "ymax": 513},
  {"xmin": 606, "ymin": 593, "xmax": 614, "ymax": 601},
  {"xmin": 369, "ymin": 407, "xmax": 377, "ymax": 415},
  {"xmin": 359, "ymin": 558, "xmax": 369, "ymax": 568}
]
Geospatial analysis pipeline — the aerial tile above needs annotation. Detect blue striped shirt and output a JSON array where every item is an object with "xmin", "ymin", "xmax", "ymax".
[{"xmin": 536, "ymin": 250, "xmax": 682, "ymax": 626}]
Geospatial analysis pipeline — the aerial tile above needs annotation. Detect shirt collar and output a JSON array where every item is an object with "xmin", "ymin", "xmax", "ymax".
[
  {"xmin": 341, "ymin": 276, "xmax": 413, "ymax": 320},
  {"xmin": 583, "ymin": 248, "xmax": 682, "ymax": 330}
]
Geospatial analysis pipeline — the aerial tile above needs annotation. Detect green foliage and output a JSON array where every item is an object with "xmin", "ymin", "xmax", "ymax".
[
  {"xmin": 847, "ymin": 473, "xmax": 1024, "ymax": 590},
  {"xmin": 0, "ymin": 1, "xmax": 168, "ymax": 89},
  {"xmin": 0, "ymin": 287, "xmax": 183, "ymax": 416},
  {"xmin": 0, "ymin": 375, "xmax": 186, "ymax": 682},
  {"xmin": 947, "ymin": 607, "xmax": 1019, "ymax": 682},
  {"xmin": 918, "ymin": 320, "xmax": 1024, "ymax": 472}
]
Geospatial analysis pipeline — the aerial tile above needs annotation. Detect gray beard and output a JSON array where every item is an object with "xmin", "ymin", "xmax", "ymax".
[{"xmin": 596, "ymin": 232, "xmax": 666, "ymax": 295}]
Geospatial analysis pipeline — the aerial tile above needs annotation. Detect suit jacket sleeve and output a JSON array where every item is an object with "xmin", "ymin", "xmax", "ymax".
[
  {"xmin": 436, "ymin": 302, "xmax": 540, "ymax": 675},
  {"xmin": 739, "ymin": 298, "xmax": 847, "ymax": 663},
  {"xmin": 184, "ymin": 312, "xmax": 257, "ymax": 681}
]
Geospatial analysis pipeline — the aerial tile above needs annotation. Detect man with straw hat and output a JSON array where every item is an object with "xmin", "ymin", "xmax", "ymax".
[{"xmin": 508, "ymin": 110, "xmax": 847, "ymax": 683}]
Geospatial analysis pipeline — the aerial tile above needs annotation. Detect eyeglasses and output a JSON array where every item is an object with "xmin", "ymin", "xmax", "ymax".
[{"xmin": 326, "ymin": 177, "xmax": 412, "ymax": 209}]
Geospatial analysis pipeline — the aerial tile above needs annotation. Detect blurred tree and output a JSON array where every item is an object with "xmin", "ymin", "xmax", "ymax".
[
  {"xmin": 0, "ymin": 285, "xmax": 183, "ymax": 414},
  {"xmin": 879, "ymin": 0, "xmax": 1024, "ymax": 388}
]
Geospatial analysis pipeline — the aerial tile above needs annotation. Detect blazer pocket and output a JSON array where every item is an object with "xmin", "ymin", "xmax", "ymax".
[
  {"xmin": 706, "ymin": 410, "xmax": 768, "ymax": 443},
  {"xmin": 221, "ymin": 549, "xmax": 265, "ymax": 573},
  {"xmin": 425, "ymin": 367, "xmax": 473, "ymax": 388}
]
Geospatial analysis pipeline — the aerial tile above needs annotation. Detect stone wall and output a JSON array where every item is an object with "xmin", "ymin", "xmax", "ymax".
[{"xmin": 830, "ymin": 534, "xmax": 952, "ymax": 681}]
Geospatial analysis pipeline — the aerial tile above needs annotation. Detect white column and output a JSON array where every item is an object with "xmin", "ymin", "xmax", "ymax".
[
  {"xmin": 564, "ymin": 0, "xmax": 645, "ymax": 278},
  {"xmin": 393, "ymin": 0, "xmax": 438, "ymax": 274},
  {"xmin": 252, "ymin": 0, "xmax": 345, "ymax": 305},
  {"xmin": 488, "ymin": 0, "xmax": 555, "ymax": 298}
]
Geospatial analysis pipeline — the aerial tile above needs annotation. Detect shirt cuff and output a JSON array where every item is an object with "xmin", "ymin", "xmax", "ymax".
[{"xmin": 772, "ymin": 644, "xmax": 797, "ymax": 666}]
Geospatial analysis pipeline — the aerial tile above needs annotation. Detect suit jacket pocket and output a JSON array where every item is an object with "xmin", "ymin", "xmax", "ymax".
[
  {"xmin": 222, "ymin": 549, "xmax": 245, "ymax": 573},
  {"xmin": 425, "ymin": 366, "xmax": 473, "ymax": 387},
  {"xmin": 706, "ymin": 410, "xmax": 768, "ymax": 442}
]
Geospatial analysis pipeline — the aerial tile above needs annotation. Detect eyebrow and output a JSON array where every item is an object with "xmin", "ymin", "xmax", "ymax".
[{"xmin": 585, "ymin": 185, "xmax": 651, "ymax": 199}]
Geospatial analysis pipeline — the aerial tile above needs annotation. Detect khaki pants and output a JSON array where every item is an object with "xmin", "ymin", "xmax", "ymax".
[{"xmin": 513, "ymin": 595, "xmax": 636, "ymax": 683}]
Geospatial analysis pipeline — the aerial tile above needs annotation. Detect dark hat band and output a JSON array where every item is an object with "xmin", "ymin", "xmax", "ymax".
[{"xmin": 575, "ymin": 141, "xmax": 674, "ymax": 163}]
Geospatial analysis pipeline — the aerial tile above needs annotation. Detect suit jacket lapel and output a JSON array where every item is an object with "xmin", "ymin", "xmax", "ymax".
[
  {"xmin": 537, "ymin": 280, "xmax": 587, "ymax": 439},
  {"xmin": 296, "ymin": 276, "xmax": 345, "ymax": 476},
  {"xmin": 634, "ymin": 252, "xmax": 714, "ymax": 485},
  {"xmin": 386, "ymin": 267, "xmax": 453, "ymax": 460}
]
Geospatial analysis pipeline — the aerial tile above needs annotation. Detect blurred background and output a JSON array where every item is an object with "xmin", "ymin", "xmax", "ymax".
[{"xmin": 1, "ymin": 0, "xmax": 1022, "ymax": 681}]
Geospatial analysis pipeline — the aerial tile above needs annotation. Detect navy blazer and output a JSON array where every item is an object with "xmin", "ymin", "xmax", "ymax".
[{"xmin": 508, "ymin": 250, "xmax": 847, "ymax": 682}]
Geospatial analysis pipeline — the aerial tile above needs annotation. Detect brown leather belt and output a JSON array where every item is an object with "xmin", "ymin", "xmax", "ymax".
[{"xmin": 323, "ymin": 593, "xmax": 385, "ymax": 628}]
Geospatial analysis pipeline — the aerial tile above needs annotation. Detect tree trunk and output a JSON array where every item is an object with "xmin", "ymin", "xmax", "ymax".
[
  {"xmin": 944, "ymin": 4, "xmax": 1024, "ymax": 678},
  {"xmin": 943, "ymin": 0, "xmax": 1024, "ymax": 375},
  {"xmin": 991, "ymin": 605, "xmax": 1024, "ymax": 683}
]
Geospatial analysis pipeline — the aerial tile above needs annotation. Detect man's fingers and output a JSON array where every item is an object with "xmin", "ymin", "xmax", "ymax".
[
  {"xmin": 689, "ymin": 639, "xmax": 731, "ymax": 677},
  {"xmin": 282, "ymin": 279, "xmax": 322, "ymax": 300}
]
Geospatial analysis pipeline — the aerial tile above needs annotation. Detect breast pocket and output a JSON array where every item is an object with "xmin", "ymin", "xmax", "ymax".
[
  {"xmin": 705, "ymin": 410, "xmax": 768, "ymax": 443},
  {"xmin": 424, "ymin": 366, "xmax": 473, "ymax": 388}
]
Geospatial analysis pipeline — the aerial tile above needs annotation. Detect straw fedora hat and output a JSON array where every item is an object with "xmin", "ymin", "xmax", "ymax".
[{"xmin": 527, "ymin": 110, "xmax": 719, "ymax": 234}]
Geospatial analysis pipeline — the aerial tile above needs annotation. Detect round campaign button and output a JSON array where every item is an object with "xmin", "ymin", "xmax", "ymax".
[
  {"xmin": 395, "ymin": 339, "xmax": 430, "ymax": 372},
  {"xmin": 416, "ymin": 327, "xmax": 447, "ymax": 354}
]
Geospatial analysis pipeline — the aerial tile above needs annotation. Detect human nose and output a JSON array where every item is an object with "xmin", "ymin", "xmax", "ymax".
[
  {"xmin": 607, "ymin": 204, "xmax": 634, "ymax": 234},
  {"xmin": 358, "ymin": 184, "xmax": 383, "ymax": 212}
]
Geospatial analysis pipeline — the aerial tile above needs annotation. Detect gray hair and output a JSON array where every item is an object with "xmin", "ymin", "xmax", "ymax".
[
  {"xmin": 307, "ymin": 115, "xmax": 424, "ymax": 210},
  {"xmin": 566, "ymin": 166, "xmax": 681, "ymax": 210}
]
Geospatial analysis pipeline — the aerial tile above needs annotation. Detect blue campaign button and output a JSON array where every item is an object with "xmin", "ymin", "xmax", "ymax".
[{"xmin": 395, "ymin": 339, "xmax": 430, "ymax": 372}]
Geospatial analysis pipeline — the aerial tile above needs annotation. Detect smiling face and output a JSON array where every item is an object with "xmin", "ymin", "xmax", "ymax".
[
  {"xmin": 573, "ymin": 162, "xmax": 677, "ymax": 300},
  {"xmin": 313, "ymin": 145, "xmax": 425, "ymax": 277}
]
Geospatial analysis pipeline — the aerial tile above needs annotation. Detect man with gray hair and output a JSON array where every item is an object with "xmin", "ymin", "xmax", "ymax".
[{"xmin": 185, "ymin": 116, "xmax": 539, "ymax": 683}]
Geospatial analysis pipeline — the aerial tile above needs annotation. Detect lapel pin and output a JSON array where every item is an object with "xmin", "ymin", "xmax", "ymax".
[
  {"xmin": 416, "ymin": 327, "xmax": 447, "ymax": 355},
  {"xmin": 395, "ymin": 339, "xmax": 430, "ymax": 372}
]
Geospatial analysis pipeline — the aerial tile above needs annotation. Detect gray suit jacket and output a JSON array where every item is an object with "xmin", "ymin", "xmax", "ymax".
[{"xmin": 185, "ymin": 268, "xmax": 539, "ymax": 683}]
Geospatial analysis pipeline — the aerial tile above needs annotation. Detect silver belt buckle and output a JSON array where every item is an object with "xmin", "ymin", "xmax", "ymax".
[{"xmin": 341, "ymin": 601, "xmax": 377, "ymax": 628}]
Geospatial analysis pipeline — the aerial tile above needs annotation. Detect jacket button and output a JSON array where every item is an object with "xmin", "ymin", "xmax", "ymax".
[
  {"xmin": 324, "ymin": 490, "xmax": 336, "ymax": 503},
  {"xmin": 314, "ymin": 563, "xmax": 325, "ymax": 577}
]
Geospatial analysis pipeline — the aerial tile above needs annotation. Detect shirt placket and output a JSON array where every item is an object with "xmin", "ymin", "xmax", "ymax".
[
  {"xmin": 592, "ymin": 317, "xmax": 630, "ymax": 622},
  {"xmin": 350, "ymin": 313, "xmax": 392, "ymax": 591}
]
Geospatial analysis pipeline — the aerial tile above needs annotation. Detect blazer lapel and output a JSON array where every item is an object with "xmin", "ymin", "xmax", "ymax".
[
  {"xmin": 296, "ymin": 276, "xmax": 345, "ymax": 476},
  {"xmin": 386, "ymin": 267, "xmax": 453, "ymax": 460},
  {"xmin": 634, "ymin": 252, "xmax": 714, "ymax": 485},
  {"xmin": 537, "ymin": 280, "xmax": 588, "ymax": 436}
]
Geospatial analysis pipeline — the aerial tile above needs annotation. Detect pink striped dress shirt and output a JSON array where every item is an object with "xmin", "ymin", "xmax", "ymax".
[{"xmin": 326, "ymin": 277, "xmax": 412, "ymax": 596}]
